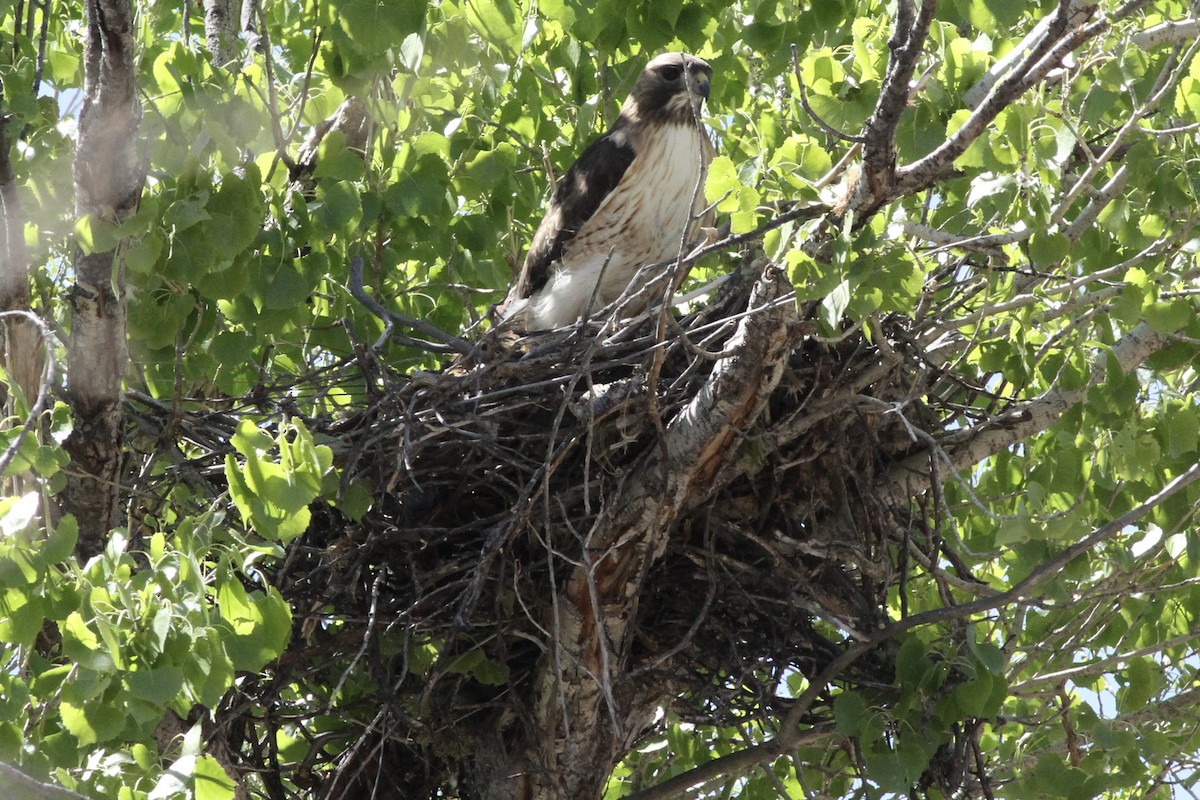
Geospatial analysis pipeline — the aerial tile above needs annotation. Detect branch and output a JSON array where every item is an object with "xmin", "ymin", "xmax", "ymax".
[
  {"xmin": 895, "ymin": 1, "xmax": 1155, "ymax": 195},
  {"xmin": 663, "ymin": 266, "xmax": 797, "ymax": 480},
  {"xmin": 791, "ymin": 44, "xmax": 863, "ymax": 145},
  {"xmin": 66, "ymin": 0, "xmax": 143, "ymax": 556},
  {"xmin": 930, "ymin": 218, "xmax": 1200, "ymax": 332},
  {"xmin": 0, "ymin": 763, "xmax": 91, "ymax": 800},
  {"xmin": 884, "ymin": 322, "xmax": 1168, "ymax": 498},
  {"xmin": 0, "ymin": 108, "xmax": 43, "ymax": 407},
  {"xmin": 861, "ymin": 0, "xmax": 938, "ymax": 177},
  {"xmin": 1011, "ymin": 630, "xmax": 1200, "ymax": 693},
  {"xmin": 1131, "ymin": 18, "xmax": 1200, "ymax": 50},
  {"xmin": 0, "ymin": 311, "xmax": 56, "ymax": 475},
  {"xmin": 624, "ymin": 724, "xmax": 837, "ymax": 800},
  {"xmin": 347, "ymin": 256, "xmax": 475, "ymax": 355},
  {"xmin": 961, "ymin": 0, "xmax": 1093, "ymax": 108}
]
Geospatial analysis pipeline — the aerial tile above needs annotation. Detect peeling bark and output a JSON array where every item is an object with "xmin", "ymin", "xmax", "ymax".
[{"xmin": 64, "ymin": 0, "xmax": 142, "ymax": 557}]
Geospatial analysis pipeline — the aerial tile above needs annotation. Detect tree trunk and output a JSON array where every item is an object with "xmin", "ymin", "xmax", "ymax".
[
  {"xmin": 0, "ymin": 113, "xmax": 43, "ymax": 415},
  {"xmin": 64, "ymin": 0, "xmax": 142, "ymax": 557}
]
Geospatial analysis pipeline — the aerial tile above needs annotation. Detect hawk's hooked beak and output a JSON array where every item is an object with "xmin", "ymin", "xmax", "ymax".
[{"xmin": 690, "ymin": 71, "xmax": 711, "ymax": 99}]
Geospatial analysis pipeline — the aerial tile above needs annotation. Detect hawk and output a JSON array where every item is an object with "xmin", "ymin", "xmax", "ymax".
[{"xmin": 500, "ymin": 52, "xmax": 715, "ymax": 331}]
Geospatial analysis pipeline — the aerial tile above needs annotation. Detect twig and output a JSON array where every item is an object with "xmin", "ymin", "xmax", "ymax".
[
  {"xmin": 346, "ymin": 256, "xmax": 474, "ymax": 355},
  {"xmin": 790, "ymin": 44, "xmax": 864, "ymax": 145}
]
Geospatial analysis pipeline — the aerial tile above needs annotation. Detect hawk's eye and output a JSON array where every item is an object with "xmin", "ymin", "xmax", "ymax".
[{"xmin": 658, "ymin": 65, "xmax": 683, "ymax": 82}]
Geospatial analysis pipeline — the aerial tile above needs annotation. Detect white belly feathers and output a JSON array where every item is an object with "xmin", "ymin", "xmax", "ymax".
[{"xmin": 524, "ymin": 124, "xmax": 710, "ymax": 330}]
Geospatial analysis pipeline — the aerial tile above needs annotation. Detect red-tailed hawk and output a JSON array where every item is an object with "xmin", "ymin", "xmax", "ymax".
[{"xmin": 500, "ymin": 52, "xmax": 715, "ymax": 331}]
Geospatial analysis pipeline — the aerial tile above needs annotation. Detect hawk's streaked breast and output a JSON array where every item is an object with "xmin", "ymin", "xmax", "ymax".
[{"xmin": 522, "ymin": 123, "xmax": 712, "ymax": 329}]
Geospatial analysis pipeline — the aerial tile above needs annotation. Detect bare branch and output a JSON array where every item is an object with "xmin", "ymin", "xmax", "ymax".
[
  {"xmin": 886, "ymin": 322, "xmax": 1169, "ymax": 497},
  {"xmin": 791, "ymin": 44, "xmax": 864, "ymax": 145},
  {"xmin": 347, "ymin": 256, "xmax": 475, "ymax": 355},
  {"xmin": 1132, "ymin": 17, "xmax": 1200, "ymax": 49}
]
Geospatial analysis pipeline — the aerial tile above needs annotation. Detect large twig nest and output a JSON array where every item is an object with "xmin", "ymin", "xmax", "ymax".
[{"xmin": 273, "ymin": 265, "xmax": 938, "ymax": 728}]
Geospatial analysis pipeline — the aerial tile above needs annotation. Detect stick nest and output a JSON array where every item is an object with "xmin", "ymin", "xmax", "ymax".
[{"xmin": 130, "ymin": 261, "xmax": 989, "ymax": 796}]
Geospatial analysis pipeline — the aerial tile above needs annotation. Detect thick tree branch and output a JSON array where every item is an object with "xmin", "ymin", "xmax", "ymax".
[
  {"xmin": 0, "ymin": 311, "xmax": 55, "ymax": 476},
  {"xmin": 1132, "ymin": 17, "xmax": 1200, "ymax": 49},
  {"xmin": 624, "ymin": 723, "xmax": 837, "ymax": 800},
  {"xmin": 897, "ymin": 4, "xmax": 1093, "ymax": 193},
  {"xmin": 0, "ymin": 762, "xmax": 91, "ymax": 800},
  {"xmin": 523, "ymin": 266, "xmax": 798, "ymax": 799},
  {"xmin": 861, "ymin": 0, "xmax": 938, "ymax": 178},
  {"xmin": 898, "ymin": 0, "xmax": 1158, "ymax": 196},
  {"xmin": 203, "ymin": 0, "xmax": 239, "ymax": 64},
  {"xmin": 961, "ymin": 0, "xmax": 1093, "ymax": 108}
]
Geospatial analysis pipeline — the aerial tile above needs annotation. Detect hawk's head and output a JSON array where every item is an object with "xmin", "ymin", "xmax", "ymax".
[{"xmin": 624, "ymin": 52, "xmax": 712, "ymax": 126}]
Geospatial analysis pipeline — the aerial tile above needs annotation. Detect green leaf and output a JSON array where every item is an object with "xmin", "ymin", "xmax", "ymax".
[
  {"xmin": 705, "ymin": 154, "xmax": 760, "ymax": 233},
  {"xmin": 332, "ymin": 479, "xmax": 374, "ymax": 521},
  {"xmin": 62, "ymin": 612, "xmax": 116, "ymax": 673},
  {"xmin": 1164, "ymin": 403, "xmax": 1198, "ymax": 458},
  {"xmin": 313, "ymin": 179, "xmax": 363, "ymax": 234},
  {"xmin": 462, "ymin": 143, "xmax": 517, "ymax": 191},
  {"xmin": 61, "ymin": 697, "xmax": 126, "ymax": 746},
  {"xmin": 1144, "ymin": 299, "xmax": 1192, "ymax": 333},
  {"xmin": 1116, "ymin": 657, "xmax": 1163, "ymax": 715},
  {"xmin": 0, "ymin": 588, "xmax": 45, "ymax": 644},
  {"xmin": 74, "ymin": 213, "xmax": 120, "ymax": 255},
  {"xmin": 819, "ymin": 279, "xmax": 851, "ymax": 329},
  {"xmin": 335, "ymin": 0, "xmax": 427, "ymax": 58},
  {"xmin": 1028, "ymin": 231, "xmax": 1069, "ymax": 268},
  {"xmin": 166, "ymin": 192, "xmax": 212, "ymax": 232},
  {"xmin": 207, "ymin": 169, "xmax": 265, "ymax": 260},
  {"xmin": 230, "ymin": 418, "xmax": 274, "ymax": 455},
  {"xmin": 448, "ymin": 648, "xmax": 510, "ymax": 686},
  {"xmin": 194, "ymin": 754, "xmax": 237, "ymax": 800},
  {"xmin": 967, "ymin": 637, "xmax": 1006, "ymax": 675},
  {"xmin": 312, "ymin": 132, "xmax": 367, "ymax": 181},
  {"xmin": 218, "ymin": 579, "xmax": 292, "ymax": 672},
  {"xmin": 126, "ymin": 666, "xmax": 185, "ymax": 706},
  {"xmin": 833, "ymin": 690, "xmax": 868, "ymax": 735},
  {"xmin": 184, "ymin": 631, "xmax": 236, "ymax": 708}
]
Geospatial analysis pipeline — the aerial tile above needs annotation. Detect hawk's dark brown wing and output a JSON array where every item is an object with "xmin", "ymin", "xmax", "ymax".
[{"xmin": 510, "ymin": 126, "xmax": 637, "ymax": 301}]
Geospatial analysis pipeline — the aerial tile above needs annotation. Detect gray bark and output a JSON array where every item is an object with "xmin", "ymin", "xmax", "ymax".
[
  {"xmin": 64, "ymin": 0, "xmax": 142, "ymax": 556},
  {"xmin": 203, "ymin": 0, "xmax": 240, "ymax": 65},
  {"xmin": 0, "ymin": 763, "xmax": 91, "ymax": 800}
]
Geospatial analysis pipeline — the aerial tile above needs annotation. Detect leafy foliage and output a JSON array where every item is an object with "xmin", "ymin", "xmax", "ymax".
[{"xmin": 1, "ymin": 0, "xmax": 1199, "ymax": 799}]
